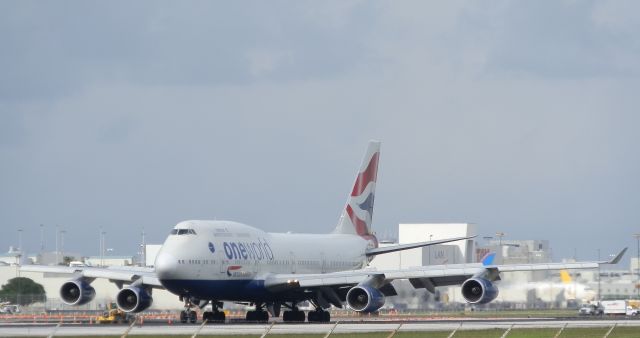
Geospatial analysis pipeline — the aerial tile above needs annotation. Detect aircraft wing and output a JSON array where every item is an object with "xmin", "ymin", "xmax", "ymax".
[
  {"xmin": 264, "ymin": 247, "xmax": 627, "ymax": 293},
  {"xmin": 365, "ymin": 235, "xmax": 476, "ymax": 257},
  {"xmin": 19, "ymin": 265, "xmax": 163, "ymax": 288}
]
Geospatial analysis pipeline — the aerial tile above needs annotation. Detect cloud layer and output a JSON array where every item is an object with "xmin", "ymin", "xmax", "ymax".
[{"xmin": 1, "ymin": 1, "xmax": 639, "ymax": 263}]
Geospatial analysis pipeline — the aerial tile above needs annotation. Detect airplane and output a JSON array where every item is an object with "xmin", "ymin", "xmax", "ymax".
[
  {"xmin": 493, "ymin": 270, "xmax": 596, "ymax": 304},
  {"xmin": 21, "ymin": 141, "xmax": 627, "ymax": 324}
]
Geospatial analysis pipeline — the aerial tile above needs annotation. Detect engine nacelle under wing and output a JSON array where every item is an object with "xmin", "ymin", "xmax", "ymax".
[
  {"xmin": 461, "ymin": 277, "xmax": 499, "ymax": 304},
  {"xmin": 59, "ymin": 279, "xmax": 96, "ymax": 306},
  {"xmin": 116, "ymin": 286, "xmax": 153, "ymax": 313},
  {"xmin": 346, "ymin": 285, "xmax": 385, "ymax": 313}
]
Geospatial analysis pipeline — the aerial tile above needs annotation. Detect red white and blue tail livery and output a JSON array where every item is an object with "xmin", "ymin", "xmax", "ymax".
[{"xmin": 334, "ymin": 141, "xmax": 380, "ymax": 247}]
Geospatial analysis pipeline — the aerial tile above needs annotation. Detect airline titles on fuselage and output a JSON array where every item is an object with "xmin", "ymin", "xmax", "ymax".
[{"xmin": 222, "ymin": 238, "xmax": 274, "ymax": 261}]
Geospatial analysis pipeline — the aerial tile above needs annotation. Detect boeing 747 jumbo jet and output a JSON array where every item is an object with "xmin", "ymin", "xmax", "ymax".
[{"xmin": 21, "ymin": 141, "xmax": 626, "ymax": 323}]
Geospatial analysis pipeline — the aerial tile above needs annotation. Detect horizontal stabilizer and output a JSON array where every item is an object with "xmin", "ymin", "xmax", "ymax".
[{"xmin": 365, "ymin": 235, "xmax": 475, "ymax": 257}]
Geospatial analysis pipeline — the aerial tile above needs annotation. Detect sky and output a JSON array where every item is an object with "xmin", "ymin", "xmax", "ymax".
[{"xmin": 1, "ymin": 1, "xmax": 639, "ymax": 265}]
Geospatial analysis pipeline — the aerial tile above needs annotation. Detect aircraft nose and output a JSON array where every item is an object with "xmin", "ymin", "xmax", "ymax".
[{"xmin": 155, "ymin": 252, "xmax": 177, "ymax": 280}]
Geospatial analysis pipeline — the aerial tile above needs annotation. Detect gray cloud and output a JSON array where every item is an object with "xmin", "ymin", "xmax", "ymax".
[{"xmin": 1, "ymin": 1, "xmax": 639, "ymax": 263}]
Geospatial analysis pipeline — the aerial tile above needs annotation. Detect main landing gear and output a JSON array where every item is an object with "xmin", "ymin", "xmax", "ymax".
[
  {"xmin": 246, "ymin": 303, "xmax": 269, "ymax": 322},
  {"xmin": 282, "ymin": 308, "xmax": 305, "ymax": 322},
  {"xmin": 202, "ymin": 301, "xmax": 225, "ymax": 323},
  {"xmin": 307, "ymin": 309, "xmax": 330, "ymax": 323},
  {"xmin": 280, "ymin": 302, "xmax": 329, "ymax": 323}
]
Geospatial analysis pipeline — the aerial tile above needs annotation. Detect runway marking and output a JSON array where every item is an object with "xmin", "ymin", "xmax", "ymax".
[
  {"xmin": 603, "ymin": 323, "xmax": 617, "ymax": 338},
  {"xmin": 46, "ymin": 322, "xmax": 61, "ymax": 338},
  {"xmin": 191, "ymin": 319, "xmax": 208, "ymax": 338},
  {"xmin": 385, "ymin": 323, "xmax": 402, "ymax": 338},
  {"xmin": 120, "ymin": 317, "xmax": 138, "ymax": 338},
  {"xmin": 553, "ymin": 322, "xmax": 567, "ymax": 338},
  {"xmin": 499, "ymin": 323, "xmax": 514, "ymax": 338},
  {"xmin": 323, "ymin": 321, "xmax": 340, "ymax": 338},
  {"xmin": 446, "ymin": 322, "xmax": 462, "ymax": 338},
  {"xmin": 258, "ymin": 321, "xmax": 274, "ymax": 338}
]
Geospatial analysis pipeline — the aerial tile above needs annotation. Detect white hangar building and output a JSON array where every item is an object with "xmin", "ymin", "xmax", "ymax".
[{"xmin": 370, "ymin": 223, "xmax": 476, "ymax": 271}]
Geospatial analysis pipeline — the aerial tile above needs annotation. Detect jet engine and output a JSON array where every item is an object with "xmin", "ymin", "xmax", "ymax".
[
  {"xmin": 60, "ymin": 279, "xmax": 96, "ymax": 306},
  {"xmin": 116, "ymin": 286, "xmax": 153, "ymax": 313},
  {"xmin": 346, "ymin": 285, "xmax": 385, "ymax": 313},
  {"xmin": 461, "ymin": 277, "xmax": 499, "ymax": 304}
]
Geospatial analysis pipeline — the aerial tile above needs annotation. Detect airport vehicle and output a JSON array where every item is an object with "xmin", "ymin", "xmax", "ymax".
[
  {"xmin": 96, "ymin": 302, "xmax": 132, "ymax": 324},
  {"xmin": 601, "ymin": 300, "xmax": 639, "ymax": 316},
  {"xmin": 0, "ymin": 303, "xmax": 20, "ymax": 314},
  {"xmin": 21, "ymin": 141, "xmax": 627, "ymax": 323},
  {"xmin": 578, "ymin": 302, "xmax": 604, "ymax": 316}
]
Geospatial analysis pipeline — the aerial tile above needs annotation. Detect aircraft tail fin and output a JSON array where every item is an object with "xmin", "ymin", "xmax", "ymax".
[
  {"xmin": 560, "ymin": 270, "xmax": 572, "ymax": 284},
  {"xmin": 481, "ymin": 252, "xmax": 496, "ymax": 266},
  {"xmin": 333, "ymin": 141, "xmax": 380, "ymax": 242}
]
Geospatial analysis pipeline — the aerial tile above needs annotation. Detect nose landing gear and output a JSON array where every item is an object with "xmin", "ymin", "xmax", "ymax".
[
  {"xmin": 178, "ymin": 296, "xmax": 197, "ymax": 324},
  {"xmin": 179, "ymin": 296, "xmax": 225, "ymax": 324}
]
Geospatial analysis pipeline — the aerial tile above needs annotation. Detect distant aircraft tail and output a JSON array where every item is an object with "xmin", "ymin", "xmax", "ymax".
[
  {"xmin": 560, "ymin": 270, "xmax": 572, "ymax": 284},
  {"xmin": 333, "ymin": 141, "xmax": 380, "ymax": 244},
  {"xmin": 481, "ymin": 252, "xmax": 496, "ymax": 266}
]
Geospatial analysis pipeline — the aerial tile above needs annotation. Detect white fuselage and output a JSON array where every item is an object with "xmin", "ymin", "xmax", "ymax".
[{"xmin": 154, "ymin": 220, "xmax": 374, "ymax": 301}]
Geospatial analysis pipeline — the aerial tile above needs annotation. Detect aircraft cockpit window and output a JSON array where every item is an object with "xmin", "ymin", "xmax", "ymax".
[{"xmin": 171, "ymin": 228, "xmax": 196, "ymax": 235}]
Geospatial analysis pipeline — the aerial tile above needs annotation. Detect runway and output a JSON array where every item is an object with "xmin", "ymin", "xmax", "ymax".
[{"xmin": 2, "ymin": 318, "xmax": 640, "ymax": 336}]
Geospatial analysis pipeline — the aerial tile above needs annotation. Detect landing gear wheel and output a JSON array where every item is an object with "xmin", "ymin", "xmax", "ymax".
[
  {"xmin": 246, "ymin": 310, "xmax": 268, "ymax": 322},
  {"xmin": 202, "ymin": 311, "xmax": 224, "ymax": 323},
  {"xmin": 180, "ymin": 310, "xmax": 188, "ymax": 323},
  {"xmin": 322, "ymin": 311, "xmax": 330, "ymax": 322},
  {"xmin": 283, "ymin": 310, "xmax": 305, "ymax": 322},
  {"xmin": 189, "ymin": 310, "xmax": 197, "ymax": 324},
  {"xmin": 212, "ymin": 311, "xmax": 225, "ymax": 323},
  {"xmin": 308, "ymin": 310, "xmax": 330, "ymax": 323}
]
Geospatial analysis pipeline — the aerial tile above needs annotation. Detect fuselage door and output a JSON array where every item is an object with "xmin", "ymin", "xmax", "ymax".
[
  {"xmin": 321, "ymin": 252, "xmax": 327, "ymax": 273},
  {"xmin": 289, "ymin": 251, "xmax": 296, "ymax": 274},
  {"xmin": 220, "ymin": 255, "xmax": 228, "ymax": 274}
]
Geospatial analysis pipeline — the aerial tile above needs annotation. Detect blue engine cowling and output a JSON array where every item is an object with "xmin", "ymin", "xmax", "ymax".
[
  {"xmin": 346, "ymin": 285, "xmax": 385, "ymax": 313},
  {"xmin": 461, "ymin": 278, "xmax": 499, "ymax": 304},
  {"xmin": 60, "ymin": 279, "xmax": 96, "ymax": 306},
  {"xmin": 116, "ymin": 286, "xmax": 153, "ymax": 313}
]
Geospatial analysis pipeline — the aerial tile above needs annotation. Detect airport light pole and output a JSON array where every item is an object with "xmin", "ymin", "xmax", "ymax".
[
  {"xmin": 17, "ymin": 228, "xmax": 23, "ymax": 253},
  {"xmin": 597, "ymin": 249, "xmax": 601, "ymax": 301},
  {"xmin": 40, "ymin": 224, "xmax": 45, "ymax": 254},
  {"xmin": 60, "ymin": 230, "xmax": 66, "ymax": 265},
  {"xmin": 100, "ymin": 230, "xmax": 107, "ymax": 267},
  {"xmin": 98, "ymin": 227, "xmax": 102, "ymax": 266},
  {"xmin": 141, "ymin": 228, "xmax": 146, "ymax": 267},
  {"xmin": 55, "ymin": 225, "xmax": 60, "ymax": 265},
  {"xmin": 428, "ymin": 234, "xmax": 433, "ymax": 265},
  {"xmin": 495, "ymin": 232, "xmax": 505, "ymax": 246},
  {"xmin": 16, "ymin": 228, "xmax": 23, "ymax": 267},
  {"xmin": 634, "ymin": 233, "xmax": 640, "ymax": 299}
]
